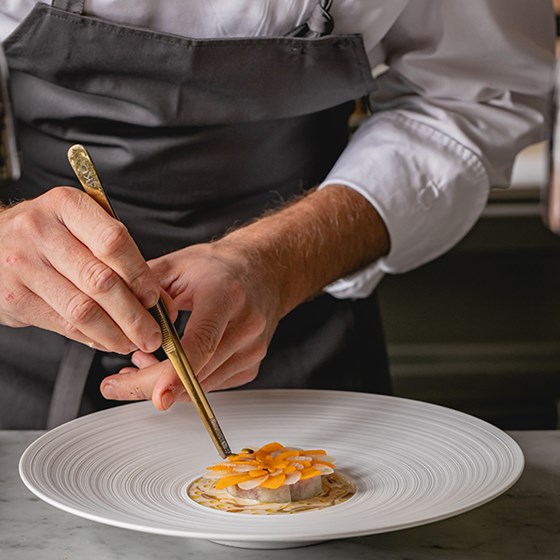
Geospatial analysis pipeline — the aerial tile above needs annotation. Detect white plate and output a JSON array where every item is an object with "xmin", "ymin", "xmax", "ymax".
[{"xmin": 19, "ymin": 389, "xmax": 523, "ymax": 549}]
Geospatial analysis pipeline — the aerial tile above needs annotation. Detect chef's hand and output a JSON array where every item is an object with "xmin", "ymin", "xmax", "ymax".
[
  {"xmin": 100, "ymin": 239, "xmax": 284, "ymax": 409},
  {"xmin": 0, "ymin": 187, "xmax": 164, "ymax": 354},
  {"xmin": 99, "ymin": 185, "xmax": 390, "ymax": 410}
]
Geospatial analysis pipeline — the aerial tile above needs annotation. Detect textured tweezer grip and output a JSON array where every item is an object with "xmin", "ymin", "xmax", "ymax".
[{"xmin": 149, "ymin": 301, "xmax": 232, "ymax": 459}]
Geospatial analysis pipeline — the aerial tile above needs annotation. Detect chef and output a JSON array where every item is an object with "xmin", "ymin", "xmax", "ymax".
[{"xmin": 0, "ymin": 1, "xmax": 554, "ymax": 429}]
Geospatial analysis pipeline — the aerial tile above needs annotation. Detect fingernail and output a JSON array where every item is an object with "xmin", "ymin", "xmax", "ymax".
[
  {"xmin": 161, "ymin": 391, "xmax": 174, "ymax": 410},
  {"xmin": 145, "ymin": 331, "xmax": 162, "ymax": 353},
  {"xmin": 142, "ymin": 290, "xmax": 159, "ymax": 308},
  {"xmin": 102, "ymin": 382, "xmax": 117, "ymax": 400}
]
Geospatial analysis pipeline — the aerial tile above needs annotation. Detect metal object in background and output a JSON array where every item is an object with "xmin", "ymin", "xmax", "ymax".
[
  {"xmin": 545, "ymin": 62, "xmax": 560, "ymax": 233},
  {"xmin": 0, "ymin": 44, "xmax": 19, "ymax": 185}
]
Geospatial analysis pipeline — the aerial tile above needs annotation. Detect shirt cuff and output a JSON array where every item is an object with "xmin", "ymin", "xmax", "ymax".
[{"xmin": 320, "ymin": 112, "xmax": 490, "ymax": 299}]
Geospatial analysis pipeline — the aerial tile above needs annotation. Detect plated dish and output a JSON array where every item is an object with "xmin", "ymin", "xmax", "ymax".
[
  {"xmin": 19, "ymin": 389, "xmax": 524, "ymax": 549},
  {"xmin": 189, "ymin": 441, "xmax": 356, "ymax": 514}
]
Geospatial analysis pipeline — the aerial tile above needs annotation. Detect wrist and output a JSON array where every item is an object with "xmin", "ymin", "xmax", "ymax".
[{"xmin": 215, "ymin": 185, "xmax": 390, "ymax": 316}]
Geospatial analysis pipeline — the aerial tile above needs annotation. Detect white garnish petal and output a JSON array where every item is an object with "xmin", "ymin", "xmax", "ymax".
[
  {"xmin": 310, "ymin": 454, "xmax": 336, "ymax": 462},
  {"xmin": 284, "ymin": 471, "xmax": 302, "ymax": 485},
  {"xmin": 233, "ymin": 464, "xmax": 255, "ymax": 472},
  {"xmin": 237, "ymin": 475, "xmax": 269, "ymax": 490}
]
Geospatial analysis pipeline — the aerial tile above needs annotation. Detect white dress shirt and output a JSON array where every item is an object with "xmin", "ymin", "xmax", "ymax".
[{"xmin": 1, "ymin": 0, "xmax": 555, "ymax": 297}]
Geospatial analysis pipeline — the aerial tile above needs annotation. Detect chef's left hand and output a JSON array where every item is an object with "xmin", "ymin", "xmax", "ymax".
[
  {"xmin": 99, "ymin": 185, "xmax": 390, "ymax": 410},
  {"xmin": 99, "ymin": 239, "xmax": 285, "ymax": 410}
]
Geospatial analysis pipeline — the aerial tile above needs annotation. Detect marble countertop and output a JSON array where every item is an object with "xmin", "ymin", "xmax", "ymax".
[{"xmin": 1, "ymin": 430, "xmax": 560, "ymax": 559}]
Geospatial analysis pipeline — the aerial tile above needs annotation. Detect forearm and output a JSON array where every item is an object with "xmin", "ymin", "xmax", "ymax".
[
  {"xmin": 215, "ymin": 185, "xmax": 390, "ymax": 317},
  {"xmin": 312, "ymin": 0, "xmax": 553, "ymax": 300}
]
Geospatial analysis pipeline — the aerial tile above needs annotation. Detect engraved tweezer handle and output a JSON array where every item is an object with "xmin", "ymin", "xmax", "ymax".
[{"xmin": 67, "ymin": 144, "xmax": 232, "ymax": 458}]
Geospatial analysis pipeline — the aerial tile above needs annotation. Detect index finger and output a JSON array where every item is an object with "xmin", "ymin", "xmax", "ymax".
[
  {"xmin": 54, "ymin": 188, "xmax": 160, "ymax": 308},
  {"xmin": 181, "ymin": 290, "xmax": 232, "ymax": 376}
]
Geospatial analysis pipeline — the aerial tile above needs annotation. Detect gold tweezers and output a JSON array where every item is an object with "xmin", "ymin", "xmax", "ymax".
[{"xmin": 67, "ymin": 144, "xmax": 232, "ymax": 458}]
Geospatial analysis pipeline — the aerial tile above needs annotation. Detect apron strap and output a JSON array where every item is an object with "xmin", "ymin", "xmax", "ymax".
[
  {"xmin": 46, "ymin": 340, "xmax": 96, "ymax": 429},
  {"xmin": 287, "ymin": 0, "xmax": 335, "ymax": 37},
  {"xmin": 51, "ymin": 0, "xmax": 85, "ymax": 14}
]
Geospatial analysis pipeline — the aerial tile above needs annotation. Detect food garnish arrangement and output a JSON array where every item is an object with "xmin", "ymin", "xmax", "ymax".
[{"xmin": 188, "ymin": 442, "xmax": 355, "ymax": 515}]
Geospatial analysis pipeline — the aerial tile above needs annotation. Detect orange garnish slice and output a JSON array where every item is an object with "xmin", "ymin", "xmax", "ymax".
[
  {"xmin": 248, "ymin": 469, "xmax": 268, "ymax": 478},
  {"xmin": 299, "ymin": 467, "xmax": 322, "ymax": 480},
  {"xmin": 206, "ymin": 443, "xmax": 334, "ymax": 490},
  {"xmin": 259, "ymin": 442, "xmax": 284, "ymax": 453},
  {"xmin": 274, "ymin": 450, "xmax": 300, "ymax": 461},
  {"xmin": 259, "ymin": 474, "xmax": 286, "ymax": 489},
  {"xmin": 214, "ymin": 473, "xmax": 253, "ymax": 490}
]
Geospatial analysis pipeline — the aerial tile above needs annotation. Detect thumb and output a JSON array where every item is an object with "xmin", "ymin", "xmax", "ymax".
[{"xmin": 180, "ymin": 301, "xmax": 227, "ymax": 378}]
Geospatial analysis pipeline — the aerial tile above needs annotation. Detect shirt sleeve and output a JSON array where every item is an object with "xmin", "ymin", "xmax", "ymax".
[{"xmin": 322, "ymin": 0, "xmax": 556, "ymax": 299}]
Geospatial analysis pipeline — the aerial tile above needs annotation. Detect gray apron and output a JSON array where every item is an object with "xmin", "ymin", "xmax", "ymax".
[{"xmin": 1, "ymin": 0, "xmax": 391, "ymax": 429}]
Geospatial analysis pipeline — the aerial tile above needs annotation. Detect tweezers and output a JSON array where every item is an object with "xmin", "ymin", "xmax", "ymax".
[{"xmin": 67, "ymin": 144, "xmax": 232, "ymax": 458}]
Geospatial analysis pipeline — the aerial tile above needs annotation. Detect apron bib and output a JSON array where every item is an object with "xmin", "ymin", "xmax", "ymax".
[{"xmin": 2, "ymin": 0, "xmax": 391, "ymax": 428}]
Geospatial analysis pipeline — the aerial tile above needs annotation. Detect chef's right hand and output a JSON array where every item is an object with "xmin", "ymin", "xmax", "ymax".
[{"xmin": 0, "ymin": 187, "xmax": 163, "ymax": 354}]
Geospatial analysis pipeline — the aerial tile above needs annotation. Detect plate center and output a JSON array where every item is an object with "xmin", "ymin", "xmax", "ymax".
[{"xmin": 186, "ymin": 471, "xmax": 356, "ymax": 515}]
